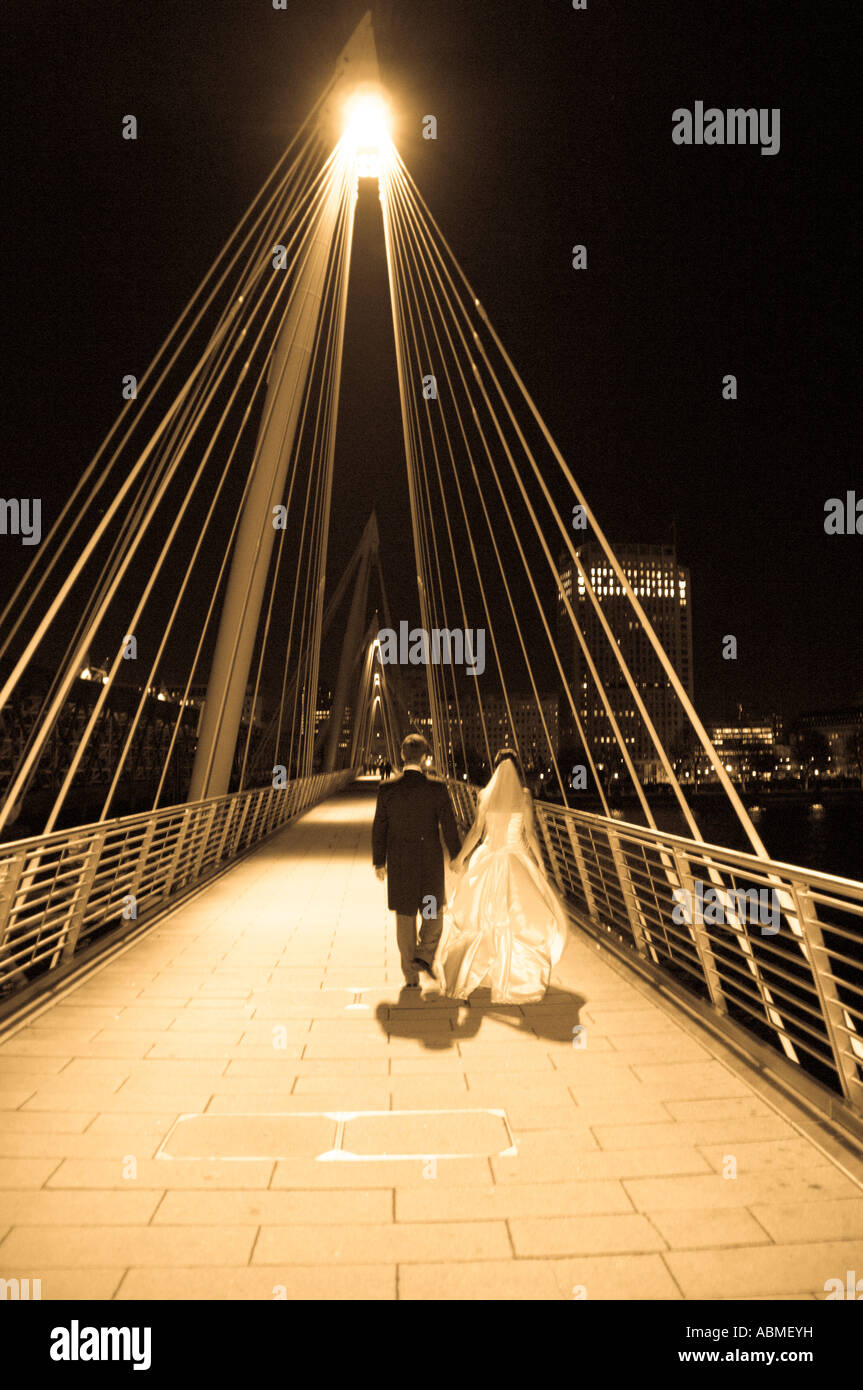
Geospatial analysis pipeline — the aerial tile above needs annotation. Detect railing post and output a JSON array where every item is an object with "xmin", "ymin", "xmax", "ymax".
[
  {"xmin": 230, "ymin": 794, "xmax": 252, "ymax": 855},
  {"xmin": 162, "ymin": 809, "xmax": 193, "ymax": 898},
  {"xmin": 59, "ymin": 831, "xmax": 107, "ymax": 964},
  {"xmin": 452, "ymin": 781, "xmax": 477, "ymax": 834},
  {"xmin": 124, "ymin": 818, "xmax": 158, "ymax": 918},
  {"xmin": 536, "ymin": 809, "xmax": 566, "ymax": 895},
  {"xmin": 189, "ymin": 803, "xmax": 217, "ymax": 883},
  {"xmin": 669, "ymin": 847, "xmax": 728, "ymax": 1015},
  {"xmin": 213, "ymin": 798, "xmax": 234, "ymax": 862},
  {"xmin": 606, "ymin": 825, "xmax": 649, "ymax": 956},
  {"xmin": 243, "ymin": 791, "xmax": 263, "ymax": 850},
  {"xmin": 0, "ymin": 850, "xmax": 29, "ymax": 955},
  {"xmin": 563, "ymin": 815, "xmax": 600, "ymax": 924},
  {"xmin": 790, "ymin": 884, "xmax": 863, "ymax": 1109}
]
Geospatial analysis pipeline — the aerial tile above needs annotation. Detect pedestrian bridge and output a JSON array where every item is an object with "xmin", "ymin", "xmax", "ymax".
[
  {"xmin": 5, "ymin": 10, "xmax": 861, "ymax": 1305},
  {"xmin": 1, "ymin": 780, "xmax": 861, "ymax": 1301}
]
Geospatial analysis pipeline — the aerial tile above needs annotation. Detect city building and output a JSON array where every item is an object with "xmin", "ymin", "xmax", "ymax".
[
  {"xmin": 707, "ymin": 721, "xmax": 776, "ymax": 779},
  {"xmin": 454, "ymin": 690, "xmax": 560, "ymax": 767},
  {"xmin": 395, "ymin": 669, "xmax": 559, "ymax": 768},
  {"xmin": 165, "ymin": 682, "xmax": 263, "ymax": 733},
  {"xmin": 794, "ymin": 701, "xmax": 863, "ymax": 777},
  {"xmin": 557, "ymin": 542, "xmax": 693, "ymax": 782},
  {"xmin": 314, "ymin": 689, "xmax": 353, "ymax": 757}
]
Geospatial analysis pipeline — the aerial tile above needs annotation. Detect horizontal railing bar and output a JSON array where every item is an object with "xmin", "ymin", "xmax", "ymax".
[{"xmin": 705, "ymin": 940, "xmax": 823, "ymax": 993}]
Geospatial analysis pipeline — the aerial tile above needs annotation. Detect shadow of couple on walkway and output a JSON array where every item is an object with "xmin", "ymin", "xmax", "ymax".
[{"xmin": 375, "ymin": 985, "xmax": 588, "ymax": 1051}]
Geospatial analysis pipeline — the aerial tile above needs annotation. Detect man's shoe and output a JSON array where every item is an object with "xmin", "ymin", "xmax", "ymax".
[{"xmin": 412, "ymin": 957, "xmax": 436, "ymax": 978}]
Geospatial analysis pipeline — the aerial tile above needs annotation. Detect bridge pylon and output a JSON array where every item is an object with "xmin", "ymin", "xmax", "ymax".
[{"xmin": 188, "ymin": 13, "xmax": 380, "ymax": 801}]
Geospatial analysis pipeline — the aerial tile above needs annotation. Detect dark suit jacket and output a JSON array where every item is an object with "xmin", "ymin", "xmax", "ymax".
[{"xmin": 372, "ymin": 770, "xmax": 461, "ymax": 916}]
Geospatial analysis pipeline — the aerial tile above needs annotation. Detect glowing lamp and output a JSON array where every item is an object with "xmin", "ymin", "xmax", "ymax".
[{"xmin": 342, "ymin": 90, "xmax": 391, "ymax": 179}]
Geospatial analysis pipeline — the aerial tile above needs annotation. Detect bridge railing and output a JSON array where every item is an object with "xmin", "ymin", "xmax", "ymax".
[
  {"xmin": 447, "ymin": 781, "xmax": 863, "ymax": 1127},
  {"xmin": 0, "ymin": 771, "xmax": 353, "ymax": 1001}
]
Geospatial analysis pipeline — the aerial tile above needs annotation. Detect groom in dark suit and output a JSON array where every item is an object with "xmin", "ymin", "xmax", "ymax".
[{"xmin": 372, "ymin": 733, "xmax": 462, "ymax": 989}]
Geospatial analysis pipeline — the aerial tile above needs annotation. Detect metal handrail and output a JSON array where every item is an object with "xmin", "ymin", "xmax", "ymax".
[
  {"xmin": 0, "ymin": 771, "xmax": 353, "ymax": 999},
  {"xmin": 447, "ymin": 781, "xmax": 863, "ymax": 1122}
]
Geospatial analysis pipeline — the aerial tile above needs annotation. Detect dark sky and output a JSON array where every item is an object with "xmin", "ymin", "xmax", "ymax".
[{"xmin": 3, "ymin": 0, "xmax": 860, "ymax": 727}]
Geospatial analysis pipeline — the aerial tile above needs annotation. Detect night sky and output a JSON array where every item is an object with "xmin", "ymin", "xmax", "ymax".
[{"xmin": 3, "ymin": 0, "xmax": 860, "ymax": 727}]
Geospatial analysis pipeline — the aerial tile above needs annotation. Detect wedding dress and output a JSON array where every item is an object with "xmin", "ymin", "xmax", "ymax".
[{"xmin": 437, "ymin": 762, "xmax": 568, "ymax": 1004}]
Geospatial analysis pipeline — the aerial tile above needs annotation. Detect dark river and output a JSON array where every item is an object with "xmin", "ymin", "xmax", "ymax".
[
  {"xmin": 639, "ymin": 792, "xmax": 863, "ymax": 884},
  {"xmin": 539, "ymin": 787, "xmax": 863, "ymax": 884}
]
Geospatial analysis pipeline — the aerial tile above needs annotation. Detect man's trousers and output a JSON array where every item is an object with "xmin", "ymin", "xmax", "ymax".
[{"xmin": 396, "ymin": 910, "xmax": 442, "ymax": 985}]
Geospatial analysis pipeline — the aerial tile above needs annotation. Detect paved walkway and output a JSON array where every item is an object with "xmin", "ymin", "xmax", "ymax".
[{"xmin": 1, "ymin": 783, "xmax": 862, "ymax": 1300}]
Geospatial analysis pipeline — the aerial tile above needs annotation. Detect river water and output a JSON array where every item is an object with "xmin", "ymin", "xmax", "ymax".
[{"xmin": 643, "ymin": 793, "xmax": 863, "ymax": 883}]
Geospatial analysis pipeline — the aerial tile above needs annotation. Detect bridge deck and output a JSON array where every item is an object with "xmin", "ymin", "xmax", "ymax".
[{"xmin": 1, "ymin": 783, "xmax": 861, "ymax": 1301}]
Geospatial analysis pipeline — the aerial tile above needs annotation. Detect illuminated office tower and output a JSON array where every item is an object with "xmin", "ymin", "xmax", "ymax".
[{"xmin": 558, "ymin": 543, "xmax": 694, "ymax": 782}]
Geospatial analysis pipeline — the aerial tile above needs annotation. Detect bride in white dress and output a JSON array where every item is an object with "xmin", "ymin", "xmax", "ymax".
[{"xmin": 437, "ymin": 751, "xmax": 569, "ymax": 1004}]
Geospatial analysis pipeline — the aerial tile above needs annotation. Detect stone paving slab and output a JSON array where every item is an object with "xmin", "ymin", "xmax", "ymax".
[
  {"xmin": 21, "ymin": 1269, "xmax": 127, "ymax": 1300},
  {"xmin": 1, "ymin": 783, "xmax": 861, "ymax": 1301},
  {"xmin": 46, "ymin": 1158, "xmax": 276, "ymax": 1189},
  {"xmin": 648, "ymin": 1207, "xmax": 772, "ymax": 1251},
  {"xmin": 0, "ymin": 1224, "xmax": 258, "ymax": 1268},
  {"xmin": 114, "ymin": 1264, "xmax": 397, "ymax": 1300},
  {"xmin": 252, "ymin": 1219, "xmax": 512, "ymax": 1264},
  {"xmin": 160, "ymin": 1113, "xmax": 337, "ymax": 1159},
  {"xmin": 153, "ymin": 1188, "xmax": 393, "ymax": 1225},
  {"xmin": 0, "ymin": 1189, "xmax": 162, "ymax": 1225},
  {"xmin": 666, "ymin": 1241, "xmax": 863, "ymax": 1299}
]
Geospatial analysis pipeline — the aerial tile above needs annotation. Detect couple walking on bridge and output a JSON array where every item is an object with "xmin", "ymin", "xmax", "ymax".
[{"xmin": 372, "ymin": 735, "xmax": 568, "ymax": 1004}]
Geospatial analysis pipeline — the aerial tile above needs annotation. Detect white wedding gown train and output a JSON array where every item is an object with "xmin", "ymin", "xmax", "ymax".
[{"xmin": 437, "ymin": 807, "xmax": 568, "ymax": 1004}]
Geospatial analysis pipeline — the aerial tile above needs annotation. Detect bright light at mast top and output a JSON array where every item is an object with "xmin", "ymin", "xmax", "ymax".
[{"xmin": 341, "ymin": 89, "xmax": 392, "ymax": 180}]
